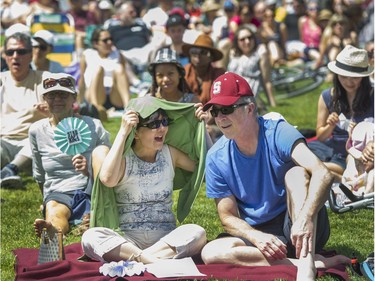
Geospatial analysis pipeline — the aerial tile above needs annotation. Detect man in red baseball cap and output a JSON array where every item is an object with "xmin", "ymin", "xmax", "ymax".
[{"xmin": 201, "ymin": 72, "xmax": 350, "ymax": 279}]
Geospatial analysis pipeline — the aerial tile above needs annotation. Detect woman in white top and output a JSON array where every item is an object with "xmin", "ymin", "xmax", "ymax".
[
  {"xmin": 79, "ymin": 27, "xmax": 131, "ymax": 121},
  {"xmin": 227, "ymin": 24, "xmax": 276, "ymax": 107},
  {"xmin": 82, "ymin": 103, "xmax": 207, "ymax": 264}
]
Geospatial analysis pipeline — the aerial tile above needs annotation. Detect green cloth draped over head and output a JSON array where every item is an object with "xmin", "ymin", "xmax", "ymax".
[{"xmin": 90, "ymin": 96, "xmax": 207, "ymax": 231}]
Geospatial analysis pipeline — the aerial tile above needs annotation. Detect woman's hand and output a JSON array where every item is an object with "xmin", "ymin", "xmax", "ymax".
[
  {"xmin": 326, "ymin": 112, "xmax": 339, "ymax": 127},
  {"xmin": 361, "ymin": 141, "xmax": 374, "ymax": 172},
  {"xmin": 121, "ymin": 110, "xmax": 139, "ymax": 132},
  {"xmin": 72, "ymin": 154, "xmax": 88, "ymax": 176},
  {"xmin": 194, "ymin": 103, "xmax": 209, "ymax": 122}
]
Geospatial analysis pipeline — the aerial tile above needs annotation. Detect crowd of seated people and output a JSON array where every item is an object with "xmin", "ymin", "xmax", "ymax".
[{"xmin": 0, "ymin": 1, "xmax": 373, "ymax": 278}]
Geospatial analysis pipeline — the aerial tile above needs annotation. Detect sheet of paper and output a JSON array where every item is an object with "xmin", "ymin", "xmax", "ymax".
[
  {"xmin": 338, "ymin": 113, "xmax": 350, "ymax": 131},
  {"xmin": 146, "ymin": 257, "xmax": 206, "ymax": 278}
]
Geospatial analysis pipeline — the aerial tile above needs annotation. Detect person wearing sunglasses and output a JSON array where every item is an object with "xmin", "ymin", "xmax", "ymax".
[
  {"xmin": 81, "ymin": 96, "xmax": 207, "ymax": 264},
  {"xmin": 0, "ymin": 31, "xmax": 50, "ymax": 189},
  {"xmin": 79, "ymin": 27, "xmax": 131, "ymax": 122},
  {"xmin": 31, "ymin": 72, "xmax": 110, "ymax": 240},
  {"xmin": 200, "ymin": 72, "xmax": 351, "ymax": 279},
  {"xmin": 228, "ymin": 24, "xmax": 276, "ymax": 108},
  {"xmin": 31, "ymin": 30, "xmax": 64, "ymax": 73}
]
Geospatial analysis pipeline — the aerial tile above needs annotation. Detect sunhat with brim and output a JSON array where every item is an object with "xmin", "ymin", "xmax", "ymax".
[
  {"xmin": 203, "ymin": 72, "xmax": 254, "ymax": 111},
  {"xmin": 148, "ymin": 48, "xmax": 185, "ymax": 75},
  {"xmin": 318, "ymin": 9, "xmax": 332, "ymax": 22},
  {"xmin": 182, "ymin": 34, "xmax": 223, "ymax": 62},
  {"xmin": 40, "ymin": 73, "xmax": 77, "ymax": 96},
  {"xmin": 327, "ymin": 45, "xmax": 374, "ymax": 77},
  {"xmin": 201, "ymin": 0, "xmax": 222, "ymax": 12}
]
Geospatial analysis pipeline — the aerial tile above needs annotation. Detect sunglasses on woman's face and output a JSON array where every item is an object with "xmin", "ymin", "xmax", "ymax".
[
  {"xmin": 139, "ymin": 117, "xmax": 171, "ymax": 129},
  {"xmin": 189, "ymin": 47, "xmax": 211, "ymax": 57},
  {"xmin": 4, "ymin": 48, "xmax": 31, "ymax": 56},
  {"xmin": 100, "ymin": 37, "xmax": 113, "ymax": 44},
  {"xmin": 210, "ymin": 103, "xmax": 248, "ymax": 117},
  {"xmin": 43, "ymin": 78, "xmax": 74, "ymax": 89},
  {"xmin": 238, "ymin": 35, "xmax": 254, "ymax": 42}
]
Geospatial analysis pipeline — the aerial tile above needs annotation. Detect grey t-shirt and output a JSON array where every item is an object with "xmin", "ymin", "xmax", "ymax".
[{"xmin": 29, "ymin": 116, "xmax": 110, "ymax": 199}]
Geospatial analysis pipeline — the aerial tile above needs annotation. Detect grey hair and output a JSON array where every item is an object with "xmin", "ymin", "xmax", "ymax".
[
  {"xmin": 4, "ymin": 32, "xmax": 32, "ymax": 51},
  {"xmin": 239, "ymin": 96, "xmax": 258, "ymax": 115}
]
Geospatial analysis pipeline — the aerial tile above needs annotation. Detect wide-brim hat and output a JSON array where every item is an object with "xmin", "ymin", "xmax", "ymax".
[
  {"xmin": 182, "ymin": 34, "xmax": 223, "ymax": 62},
  {"xmin": 328, "ymin": 45, "xmax": 374, "ymax": 77},
  {"xmin": 40, "ymin": 72, "xmax": 77, "ymax": 96},
  {"xmin": 318, "ymin": 9, "xmax": 332, "ymax": 22},
  {"xmin": 148, "ymin": 48, "xmax": 185, "ymax": 75},
  {"xmin": 201, "ymin": 0, "xmax": 222, "ymax": 12}
]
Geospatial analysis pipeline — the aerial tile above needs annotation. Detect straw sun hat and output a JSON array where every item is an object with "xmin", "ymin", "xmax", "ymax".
[{"xmin": 328, "ymin": 45, "xmax": 374, "ymax": 77}]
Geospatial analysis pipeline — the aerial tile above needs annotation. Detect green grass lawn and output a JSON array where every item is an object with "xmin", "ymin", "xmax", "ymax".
[{"xmin": 1, "ymin": 82, "xmax": 373, "ymax": 280}]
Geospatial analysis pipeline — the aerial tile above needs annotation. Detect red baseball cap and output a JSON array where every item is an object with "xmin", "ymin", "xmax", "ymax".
[{"xmin": 203, "ymin": 72, "xmax": 254, "ymax": 111}]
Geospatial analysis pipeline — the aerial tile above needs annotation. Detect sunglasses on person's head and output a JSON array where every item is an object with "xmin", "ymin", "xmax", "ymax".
[
  {"xmin": 44, "ymin": 91, "xmax": 72, "ymax": 100},
  {"xmin": 100, "ymin": 37, "xmax": 112, "ymax": 43},
  {"xmin": 43, "ymin": 78, "xmax": 74, "ymax": 89},
  {"xmin": 5, "ymin": 48, "xmax": 31, "ymax": 56},
  {"xmin": 210, "ymin": 103, "xmax": 248, "ymax": 117},
  {"xmin": 189, "ymin": 47, "xmax": 211, "ymax": 57},
  {"xmin": 139, "ymin": 117, "xmax": 171, "ymax": 129},
  {"xmin": 33, "ymin": 44, "xmax": 48, "ymax": 51},
  {"xmin": 238, "ymin": 35, "xmax": 254, "ymax": 42}
]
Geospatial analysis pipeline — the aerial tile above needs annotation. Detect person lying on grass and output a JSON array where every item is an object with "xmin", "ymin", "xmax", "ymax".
[
  {"xmin": 200, "ymin": 72, "xmax": 351, "ymax": 281},
  {"xmin": 32, "ymin": 73, "xmax": 110, "ymax": 239},
  {"xmin": 81, "ymin": 96, "xmax": 208, "ymax": 263}
]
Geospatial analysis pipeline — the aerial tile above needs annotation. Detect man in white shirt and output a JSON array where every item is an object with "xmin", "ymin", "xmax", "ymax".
[{"xmin": 0, "ymin": 30, "xmax": 49, "ymax": 188}]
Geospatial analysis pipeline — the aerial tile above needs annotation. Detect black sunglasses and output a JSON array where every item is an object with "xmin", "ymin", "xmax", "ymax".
[
  {"xmin": 139, "ymin": 117, "xmax": 171, "ymax": 129},
  {"xmin": 43, "ymin": 78, "xmax": 74, "ymax": 89},
  {"xmin": 100, "ymin": 37, "xmax": 112, "ymax": 44},
  {"xmin": 368, "ymin": 50, "xmax": 374, "ymax": 59},
  {"xmin": 238, "ymin": 36, "xmax": 254, "ymax": 42},
  {"xmin": 33, "ymin": 44, "xmax": 48, "ymax": 51},
  {"xmin": 210, "ymin": 103, "xmax": 248, "ymax": 117},
  {"xmin": 5, "ymin": 48, "xmax": 31, "ymax": 56}
]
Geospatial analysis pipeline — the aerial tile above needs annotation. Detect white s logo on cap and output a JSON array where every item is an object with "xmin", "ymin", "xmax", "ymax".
[{"xmin": 212, "ymin": 81, "xmax": 221, "ymax": 95}]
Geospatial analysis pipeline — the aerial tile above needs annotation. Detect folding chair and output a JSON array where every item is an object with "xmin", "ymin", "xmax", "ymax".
[
  {"xmin": 328, "ymin": 183, "xmax": 374, "ymax": 214},
  {"xmin": 26, "ymin": 13, "xmax": 76, "ymax": 67}
]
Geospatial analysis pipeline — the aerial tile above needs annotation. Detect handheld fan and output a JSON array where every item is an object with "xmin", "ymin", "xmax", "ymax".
[{"xmin": 54, "ymin": 117, "xmax": 91, "ymax": 155}]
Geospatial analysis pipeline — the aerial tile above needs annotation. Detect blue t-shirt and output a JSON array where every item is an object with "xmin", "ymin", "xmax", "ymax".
[{"xmin": 206, "ymin": 117, "xmax": 304, "ymax": 226}]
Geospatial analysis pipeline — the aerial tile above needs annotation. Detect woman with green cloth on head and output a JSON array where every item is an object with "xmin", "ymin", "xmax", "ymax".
[{"xmin": 82, "ymin": 96, "xmax": 208, "ymax": 264}]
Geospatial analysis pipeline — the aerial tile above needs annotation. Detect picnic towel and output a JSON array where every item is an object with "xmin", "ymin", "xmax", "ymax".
[{"xmin": 14, "ymin": 243, "xmax": 349, "ymax": 281}]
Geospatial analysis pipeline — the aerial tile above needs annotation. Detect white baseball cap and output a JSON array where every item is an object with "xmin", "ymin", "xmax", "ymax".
[{"xmin": 33, "ymin": 30, "xmax": 54, "ymax": 46}]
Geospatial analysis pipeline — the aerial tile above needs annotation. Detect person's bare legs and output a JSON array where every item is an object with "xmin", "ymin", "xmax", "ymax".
[
  {"xmin": 201, "ymin": 237, "xmax": 350, "ymax": 268},
  {"xmin": 34, "ymin": 200, "xmax": 71, "ymax": 238},
  {"xmin": 85, "ymin": 66, "xmax": 107, "ymax": 121},
  {"xmin": 110, "ymin": 63, "xmax": 130, "ymax": 108},
  {"xmin": 285, "ymin": 166, "xmax": 317, "ymax": 280}
]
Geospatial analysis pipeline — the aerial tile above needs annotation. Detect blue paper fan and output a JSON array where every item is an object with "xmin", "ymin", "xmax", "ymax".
[{"xmin": 54, "ymin": 117, "xmax": 91, "ymax": 155}]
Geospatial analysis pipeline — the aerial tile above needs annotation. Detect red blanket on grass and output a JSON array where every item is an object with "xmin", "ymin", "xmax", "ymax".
[{"xmin": 14, "ymin": 243, "xmax": 348, "ymax": 281}]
